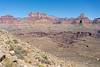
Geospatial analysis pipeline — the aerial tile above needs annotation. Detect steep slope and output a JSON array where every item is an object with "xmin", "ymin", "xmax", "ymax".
[{"xmin": 0, "ymin": 29, "xmax": 67, "ymax": 67}]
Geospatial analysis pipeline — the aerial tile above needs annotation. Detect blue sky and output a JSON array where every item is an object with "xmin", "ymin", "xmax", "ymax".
[{"xmin": 0, "ymin": 0, "xmax": 99, "ymax": 19}]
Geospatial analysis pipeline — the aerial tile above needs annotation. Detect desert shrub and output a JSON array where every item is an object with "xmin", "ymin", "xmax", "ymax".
[
  {"xmin": 38, "ymin": 64, "xmax": 45, "ymax": 67},
  {"xmin": 9, "ymin": 44, "xmax": 17, "ymax": 51},
  {"xmin": 13, "ymin": 39, "xmax": 19, "ymax": 44},
  {"xmin": 8, "ymin": 40, "xmax": 27, "ymax": 60},
  {"xmin": 6, "ymin": 39, "xmax": 19, "ymax": 45},
  {"xmin": 42, "ymin": 54, "xmax": 48, "ymax": 60},
  {"xmin": 14, "ymin": 46, "xmax": 27, "ymax": 60},
  {"xmin": 28, "ymin": 60, "xmax": 32, "ymax": 64},
  {"xmin": 6, "ymin": 40, "xmax": 16, "ymax": 51},
  {"xmin": 3, "ymin": 58, "xmax": 13, "ymax": 67},
  {"xmin": 36, "ymin": 53, "xmax": 52, "ymax": 65},
  {"xmin": 5, "ymin": 40, "xmax": 13, "ymax": 45}
]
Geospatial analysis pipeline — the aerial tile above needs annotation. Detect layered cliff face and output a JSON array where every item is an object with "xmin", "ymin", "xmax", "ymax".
[
  {"xmin": 20, "ymin": 12, "xmax": 59, "ymax": 24},
  {"xmin": 0, "ymin": 29, "xmax": 67, "ymax": 67},
  {"xmin": 93, "ymin": 18, "xmax": 100, "ymax": 24},
  {"xmin": 0, "ymin": 12, "xmax": 96, "ymax": 25},
  {"xmin": 62, "ymin": 13, "xmax": 91, "ymax": 25},
  {"xmin": 0, "ymin": 15, "xmax": 18, "ymax": 24},
  {"xmin": 0, "ymin": 12, "xmax": 58, "ymax": 25},
  {"xmin": 74, "ymin": 13, "xmax": 91, "ymax": 24}
]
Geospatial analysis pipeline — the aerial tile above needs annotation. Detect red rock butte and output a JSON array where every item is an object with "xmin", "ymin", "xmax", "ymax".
[{"xmin": 0, "ymin": 12, "xmax": 99, "ymax": 25}]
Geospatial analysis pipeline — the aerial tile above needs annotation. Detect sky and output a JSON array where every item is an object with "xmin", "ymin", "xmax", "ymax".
[{"xmin": 0, "ymin": 0, "xmax": 100, "ymax": 19}]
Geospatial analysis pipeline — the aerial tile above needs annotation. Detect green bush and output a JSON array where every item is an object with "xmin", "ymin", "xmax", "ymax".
[
  {"xmin": 5, "ymin": 40, "xmax": 13, "ymax": 45},
  {"xmin": 3, "ymin": 58, "xmax": 13, "ymax": 67},
  {"xmin": 38, "ymin": 64, "xmax": 45, "ymax": 67},
  {"xmin": 36, "ymin": 53, "xmax": 51, "ymax": 64},
  {"xmin": 14, "ymin": 46, "xmax": 27, "ymax": 60},
  {"xmin": 13, "ymin": 39, "xmax": 19, "ymax": 44},
  {"xmin": 42, "ymin": 54, "xmax": 48, "ymax": 60}
]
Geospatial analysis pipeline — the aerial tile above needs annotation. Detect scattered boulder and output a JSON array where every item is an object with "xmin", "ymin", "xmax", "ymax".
[{"xmin": 9, "ymin": 50, "xmax": 15, "ymax": 56}]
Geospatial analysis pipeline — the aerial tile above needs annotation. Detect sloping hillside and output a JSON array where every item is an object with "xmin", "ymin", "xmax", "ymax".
[{"xmin": 0, "ymin": 29, "xmax": 67, "ymax": 67}]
